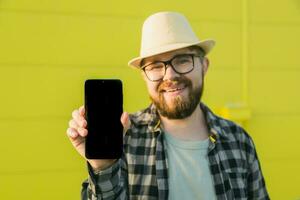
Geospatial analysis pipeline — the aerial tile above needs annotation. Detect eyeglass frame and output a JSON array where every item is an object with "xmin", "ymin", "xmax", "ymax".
[{"xmin": 141, "ymin": 53, "xmax": 202, "ymax": 82}]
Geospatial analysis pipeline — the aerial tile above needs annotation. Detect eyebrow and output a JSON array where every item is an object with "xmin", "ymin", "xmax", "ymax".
[{"xmin": 142, "ymin": 52, "xmax": 197, "ymax": 67}]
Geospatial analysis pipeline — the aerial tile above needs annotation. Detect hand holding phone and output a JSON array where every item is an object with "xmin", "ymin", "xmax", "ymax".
[
  {"xmin": 67, "ymin": 106, "xmax": 130, "ymax": 170},
  {"xmin": 66, "ymin": 79, "xmax": 130, "ymax": 170}
]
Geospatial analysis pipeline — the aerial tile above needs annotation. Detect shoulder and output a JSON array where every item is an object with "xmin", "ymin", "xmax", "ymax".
[
  {"xmin": 216, "ymin": 115, "xmax": 255, "ymax": 146},
  {"xmin": 201, "ymin": 103, "xmax": 254, "ymax": 147},
  {"xmin": 213, "ymin": 115, "xmax": 258, "ymax": 163},
  {"xmin": 125, "ymin": 104, "xmax": 159, "ymax": 138},
  {"xmin": 129, "ymin": 106, "xmax": 153, "ymax": 127}
]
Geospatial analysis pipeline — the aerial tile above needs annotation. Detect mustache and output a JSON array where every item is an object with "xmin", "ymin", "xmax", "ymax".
[{"xmin": 157, "ymin": 76, "xmax": 192, "ymax": 92}]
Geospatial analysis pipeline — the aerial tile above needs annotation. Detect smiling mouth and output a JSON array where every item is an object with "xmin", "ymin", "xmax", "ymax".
[{"xmin": 162, "ymin": 86, "xmax": 186, "ymax": 93}]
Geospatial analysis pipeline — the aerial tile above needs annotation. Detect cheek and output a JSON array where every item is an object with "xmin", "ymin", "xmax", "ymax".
[
  {"xmin": 192, "ymin": 68, "xmax": 204, "ymax": 86},
  {"xmin": 185, "ymin": 73, "xmax": 202, "ymax": 89},
  {"xmin": 142, "ymin": 74, "xmax": 158, "ymax": 97},
  {"xmin": 146, "ymin": 82, "xmax": 159, "ymax": 97}
]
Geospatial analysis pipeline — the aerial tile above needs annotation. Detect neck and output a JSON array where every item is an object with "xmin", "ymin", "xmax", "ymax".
[{"xmin": 159, "ymin": 105, "xmax": 209, "ymax": 141}]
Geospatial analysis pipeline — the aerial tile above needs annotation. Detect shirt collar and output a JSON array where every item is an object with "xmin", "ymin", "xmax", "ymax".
[
  {"xmin": 199, "ymin": 102, "xmax": 231, "ymax": 142},
  {"xmin": 130, "ymin": 102, "xmax": 232, "ymax": 141}
]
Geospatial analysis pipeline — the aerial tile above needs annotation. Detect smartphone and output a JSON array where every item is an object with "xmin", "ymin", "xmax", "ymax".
[{"xmin": 84, "ymin": 79, "xmax": 123, "ymax": 159}]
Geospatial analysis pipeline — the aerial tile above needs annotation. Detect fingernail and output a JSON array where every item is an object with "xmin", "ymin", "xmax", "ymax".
[
  {"xmin": 69, "ymin": 130, "xmax": 74, "ymax": 137},
  {"xmin": 79, "ymin": 127, "xmax": 84, "ymax": 132}
]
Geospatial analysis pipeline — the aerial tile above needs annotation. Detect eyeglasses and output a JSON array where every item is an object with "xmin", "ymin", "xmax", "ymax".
[{"xmin": 141, "ymin": 54, "xmax": 200, "ymax": 82}]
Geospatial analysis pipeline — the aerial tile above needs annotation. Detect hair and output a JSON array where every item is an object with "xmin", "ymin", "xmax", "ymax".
[{"xmin": 187, "ymin": 46, "xmax": 206, "ymax": 62}]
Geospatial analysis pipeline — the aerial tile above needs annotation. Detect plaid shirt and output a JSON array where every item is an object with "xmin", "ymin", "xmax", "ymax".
[{"xmin": 81, "ymin": 102, "xmax": 269, "ymax": 200}]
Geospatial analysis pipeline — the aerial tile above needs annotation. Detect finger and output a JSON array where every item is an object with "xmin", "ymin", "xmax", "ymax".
[
  {"xmin": 72, "ymin": 109, "xmax": 81, "ymax": 121},
  {"xmin": 67, "ymin": 127, "xmax": 79, "ymax": 139},
  {"xmin": 121, "ymin": 112, "xmax": 131, "ymax": 134},
  {"xmin": 72, "ymin": 110, "xmax": 87, "ymax": 127},
  {"xmin": 69, "ymin": 119, "xmax": 87, "ymax": 136},
  {"xmin": 69, "ymin": 119, "xmax": 79, "ymax": 129},
  {"xmin": 120, "ymin": 112, "xmax": 129, "ymax": 127},
  {"xmin": 76, "ymin": 118, "xmax": 87, "ymax": 128},
  {"xmin": 79, "ymin": 105, "xmax": 85, "ymax": 116},
  {"xmin": 78, "ymin": 127, "xmax": 88, "ymax": 137}
]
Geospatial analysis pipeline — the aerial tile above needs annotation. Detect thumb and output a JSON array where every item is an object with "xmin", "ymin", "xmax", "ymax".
[{"xmin": 121, "ymin": 112, "xmax": 131, "ymax": 134}]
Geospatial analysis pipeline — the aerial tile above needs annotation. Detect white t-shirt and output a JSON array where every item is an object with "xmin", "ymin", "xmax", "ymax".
[{"xmin": 164, "ymin": 132, "xmax": 217, "ymax": 200}]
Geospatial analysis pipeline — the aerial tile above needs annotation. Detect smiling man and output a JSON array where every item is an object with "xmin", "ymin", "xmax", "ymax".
[{"xmin": 67, "ymin": 11, "xmax": 269, "ymax": 199}]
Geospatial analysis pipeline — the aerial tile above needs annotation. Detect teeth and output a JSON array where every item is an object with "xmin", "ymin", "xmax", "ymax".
[{"xmin": 166, "ymin": 87, "xmax": 184, "ymax": 92}]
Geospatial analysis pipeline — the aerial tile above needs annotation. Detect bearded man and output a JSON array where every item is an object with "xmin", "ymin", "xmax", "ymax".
[{"xmin": 67, "ymin": 11, "xmax": 269, "ymax": 200}]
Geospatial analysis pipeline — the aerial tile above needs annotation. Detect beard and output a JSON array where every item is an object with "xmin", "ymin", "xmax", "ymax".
[{"xmin": 150, "ymin": 75, "xmax": 204, "ymax": 120}]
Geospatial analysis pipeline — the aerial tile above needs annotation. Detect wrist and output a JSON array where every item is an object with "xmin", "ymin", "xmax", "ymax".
[{"xmin": 89, "ymin": 159, "xmax": 117, "ymax": 174}]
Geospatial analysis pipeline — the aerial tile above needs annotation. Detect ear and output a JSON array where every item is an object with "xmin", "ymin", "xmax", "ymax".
[{"xmin": 202, "ymin": 57, "xmax": 209, "ymax": 75}]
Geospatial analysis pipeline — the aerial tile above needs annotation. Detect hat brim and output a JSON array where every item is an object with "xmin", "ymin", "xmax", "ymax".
[{"xmin": 128, "ymin": 39, "xmax": 215, "ymax": 68}]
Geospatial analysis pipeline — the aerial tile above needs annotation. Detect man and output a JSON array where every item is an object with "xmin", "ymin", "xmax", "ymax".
[{"xmin": 67, "ymin": 11, "xmax": 269, "ymax": 199}]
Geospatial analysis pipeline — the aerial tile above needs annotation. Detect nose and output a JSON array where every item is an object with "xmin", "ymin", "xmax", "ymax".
[{"xmin": 163, "ymin": 64, "xmax": 180, "ymax": 81}]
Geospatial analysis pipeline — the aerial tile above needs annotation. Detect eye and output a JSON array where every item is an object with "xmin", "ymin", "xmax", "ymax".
[
  {"xmin": 145, "ymin": 63, "xmax": 164, "ymax": 71},
  {"xmin": 178, "ymin": 58, "xmax": 190, "ymax": 64},
  {"xmin": 173, "ymin": 55, "xmax": 193, "ymax": 65}
]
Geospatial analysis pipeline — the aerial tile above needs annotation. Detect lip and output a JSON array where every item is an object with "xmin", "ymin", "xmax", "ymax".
[
  {"xmin": 165, "ymin": 87, "xmax": 185, "ymax": 92},
  {"xmin": 160, "ymin": 83, "xmax": 185, "ymax": 92},
  {"xmin": 163, "ymin": 86, "xmax": 186, "ymax": 96}
]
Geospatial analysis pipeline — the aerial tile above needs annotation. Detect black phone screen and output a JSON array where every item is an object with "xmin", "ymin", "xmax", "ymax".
[{"xmin": 84, "ymin": 79, "xmax": 123, "ymax": 159}]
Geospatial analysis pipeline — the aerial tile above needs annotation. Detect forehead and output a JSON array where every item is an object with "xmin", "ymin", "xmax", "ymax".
[{"xmin": 142, "ymin": 47, "xmax": 196, "ymax": 65}]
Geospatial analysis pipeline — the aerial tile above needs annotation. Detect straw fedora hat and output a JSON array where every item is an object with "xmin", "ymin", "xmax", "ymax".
[{"xmin": 128, "ymin": 11, "xmax": 215, "ymax": 68}]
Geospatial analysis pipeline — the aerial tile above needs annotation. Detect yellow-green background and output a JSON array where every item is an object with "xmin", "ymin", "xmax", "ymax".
[{"xmin": 0, "ymin": 0, "xmax": 299, "ymax": 199}]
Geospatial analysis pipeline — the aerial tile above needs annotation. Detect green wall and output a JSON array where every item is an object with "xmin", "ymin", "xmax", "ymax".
[{"xmin": 0, "ymin": 0, "xmax": 299, "ymax": 199}]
